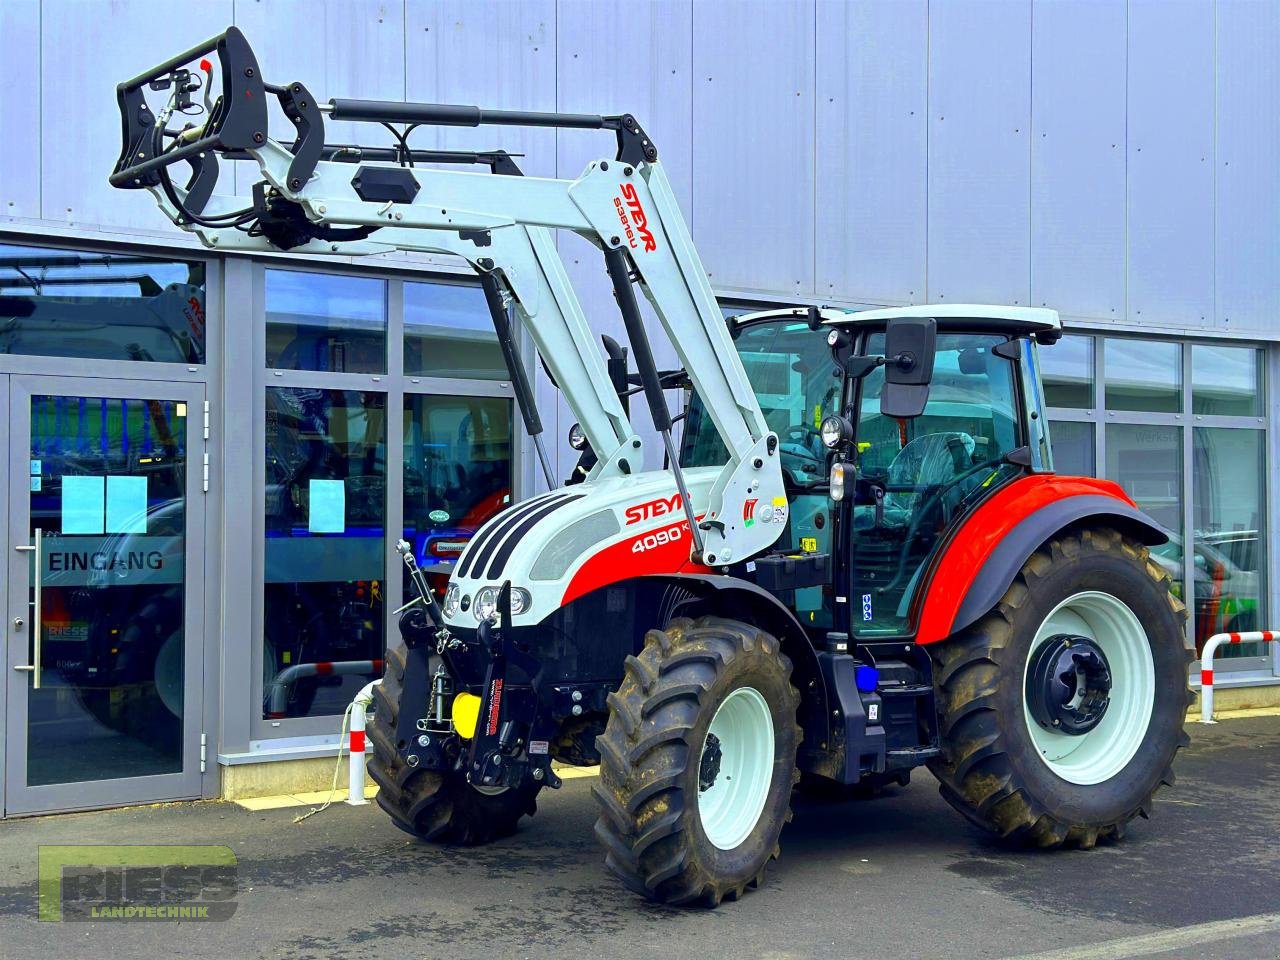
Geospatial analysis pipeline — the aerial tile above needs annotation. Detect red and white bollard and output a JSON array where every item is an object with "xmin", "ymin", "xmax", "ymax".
[
  {"xmin": 1199, "ymin": 631, "xmax": 1277, "ymax": 723},
  {"xmin": 346, "ymin": 680, "xmax": 380, "ymax": 805}
]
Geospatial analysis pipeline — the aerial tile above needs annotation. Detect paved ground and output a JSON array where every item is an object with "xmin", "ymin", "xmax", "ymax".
[{"xmin": 1, "ymin": 716, "xmax": 1278, "ymax": 960}]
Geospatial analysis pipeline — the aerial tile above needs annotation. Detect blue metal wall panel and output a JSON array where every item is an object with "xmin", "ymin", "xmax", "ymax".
[
  {"xmin": 1215, "ymin": 0, "xmax": 1280, "ymax": 334},
  {"xmin": 692, "ymin": 0, "xmax": 815, "ymax": 296},
  {"xmin": 39, "ymin": 0, "xmax": 232, "ymax": 231},
  {"xmin": 1031, "ymin": 0, "xmax": 1126, "ymax": 320},
  {"xmin": 927, "ymin": 0, "xmax": 1032, "ymax": 306},
  {"xmin": 0, "ymin": 0, "xmax": 40, "ymax": 220},
  {"xmin": 816, "ymin": 0, "xmax": 927, "ymax": 305},
  {"xmin": 1127, "ymin": 0, "xmax": 1215, "ymax": 327},
  {"xmin": 405, "ymin": 0, "xmax": 557, "ymax": 179}
]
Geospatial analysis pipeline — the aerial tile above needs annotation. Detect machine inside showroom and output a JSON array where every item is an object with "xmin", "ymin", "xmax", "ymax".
[{"xmin": 112, "ymin": 27, "xmax": 1194, "ymax": 907}]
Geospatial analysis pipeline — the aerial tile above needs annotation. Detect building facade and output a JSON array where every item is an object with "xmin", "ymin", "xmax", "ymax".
[{"xmin": 0, "ymin": 0, "xmax": 1276, "ymax": 814}]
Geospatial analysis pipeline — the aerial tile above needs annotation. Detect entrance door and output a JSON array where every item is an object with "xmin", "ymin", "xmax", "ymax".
[{"xmin": 3, "ymin": 377, "xmax": 204, "ymax": 814}]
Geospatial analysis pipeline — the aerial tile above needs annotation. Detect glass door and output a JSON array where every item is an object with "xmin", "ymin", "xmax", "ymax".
[{"xmin": 4, "ymin": 376, "xmax": 204, "ymax": 814}]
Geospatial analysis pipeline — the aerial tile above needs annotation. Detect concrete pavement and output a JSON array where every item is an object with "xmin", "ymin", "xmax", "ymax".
[{"xmin": 0, "ymin": 716, "xmax": 1277, "ymax": 960}]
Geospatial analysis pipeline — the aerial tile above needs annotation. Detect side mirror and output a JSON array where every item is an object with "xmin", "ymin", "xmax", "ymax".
[{"xmin": 881, "ymin": 317, "xmax": 937, "ymax": 419}]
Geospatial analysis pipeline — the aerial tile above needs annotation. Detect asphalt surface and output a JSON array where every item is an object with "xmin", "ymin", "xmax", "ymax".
[{"xmin": 1, "ymin": 716, "xmax": 1278, "ymax": 960}]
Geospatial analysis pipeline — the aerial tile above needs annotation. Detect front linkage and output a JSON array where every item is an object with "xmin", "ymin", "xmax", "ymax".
[{"xmin": 394, "ymin": 545, "xmax": 561, "ymax": 795}]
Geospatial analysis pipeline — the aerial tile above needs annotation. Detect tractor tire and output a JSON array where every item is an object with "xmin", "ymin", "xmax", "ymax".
[
  {"xmin": 928, "ymin": 526, "xmax": 1192, "ymax": 848},
  {"xmin": 367, "ymin": 644, "xmax": 540, "ymax": 844},
  {"xmin": 593, "ymin": 617, "xmax": 801, "ymax": 906}
]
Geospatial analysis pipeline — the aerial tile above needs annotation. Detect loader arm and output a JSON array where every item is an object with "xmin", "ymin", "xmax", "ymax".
[{"xmin": 110, "ymin": 26, "xmax": 785, "ymax": 566}]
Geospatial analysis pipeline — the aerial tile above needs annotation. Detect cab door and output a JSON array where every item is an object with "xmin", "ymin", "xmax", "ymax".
[{"xmin": 849, "ymin": 333, "xmax": 1024, "ymax": 638}]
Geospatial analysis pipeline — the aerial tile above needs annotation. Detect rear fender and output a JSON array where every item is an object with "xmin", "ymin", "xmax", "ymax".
[{"xmin": 914, "ymin": 475, "xmax": 1169, "ymax": 644}]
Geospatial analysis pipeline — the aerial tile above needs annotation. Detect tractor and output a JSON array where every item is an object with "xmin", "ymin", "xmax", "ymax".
[{"xmin": 112, "ymin": 28, "xmax": 1192, "ymax": 907}]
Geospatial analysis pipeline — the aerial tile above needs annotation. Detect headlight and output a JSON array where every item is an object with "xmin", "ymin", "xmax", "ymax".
[
  {"xmin": 567, "ymin": 422, "xmax": 587, "ymax": 450},
  {"xmin": 820, "ymin": 414, "xmax": 851, "ymax": 449},
  {"xmin": 472, "ymin": 585, "xmax": 533, "ymax": 621},
  {"xmin": 473, "ymin": 586, "xmax": 499, "ymax": 622},
  {"xmin": 830, "ymin": 462, "xmax": 846, "ymax": 502},
  {"xmin": 509, "ymin": 587, "xmax": 532, "ymax": 615},
  {"xmin": 443, "ymin": 582, "xmax": 461, "ymax": 618}
]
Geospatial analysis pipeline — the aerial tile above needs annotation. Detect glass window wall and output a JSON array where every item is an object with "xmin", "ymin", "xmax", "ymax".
[
  {"xmin": 266, "ymin": 270, "xmax": 386, "ymax": 374},
  {"xmin": 1048, "ymin": 420, "xmax": 1094, "ymax": 476},
  {"xmin": 403, "ymin": 394, "xmax": 514, "ymax": 600},
  {"xmin": 1193, "ymin": 428, "xmax": 1266, "ymax": 658},
  {"xmin": 404, "ymin": 281, "xmax": 506, "ymax": 380},
  {"xmin": 263, "ymin": 388, "xmax": 387, "ymax": 720},
  {"xmin": 1192, "ymin": 345, "xmax": 1262, "ymax": 417},
  {"xmin": 1041, "ymin": 335, "xmax": 1093, "ymax": 408},
  {"xmin": 0, "ymin": 242, "xmax": 206, "ymax": 364},
  {"xmin": 1043, "ymin": 333, "xmax": 1270, "ymax": 672},
  {"xmin": 1104, "ymin": 338, "xmax": 1181, "ymax": 413}
]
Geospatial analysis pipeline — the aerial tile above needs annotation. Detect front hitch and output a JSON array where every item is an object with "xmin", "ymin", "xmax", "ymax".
[{"xmin": 466, "ymin": 583, "xmax": 561, "ymax": 790}]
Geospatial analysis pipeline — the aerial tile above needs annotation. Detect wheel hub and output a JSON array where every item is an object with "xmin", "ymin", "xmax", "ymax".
[
  {"xmin": 699, "ymin": 733, "xmax": 723, "ymax": 791},
  {"xmin": 1026, "ymin": 634, "xmax": 1113, "ymax": 735}
]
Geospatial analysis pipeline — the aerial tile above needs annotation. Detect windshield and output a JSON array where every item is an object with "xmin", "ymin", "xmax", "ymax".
[{"xmin": 681, "ymin": 320, "xmax": 841, "ymax": 488}]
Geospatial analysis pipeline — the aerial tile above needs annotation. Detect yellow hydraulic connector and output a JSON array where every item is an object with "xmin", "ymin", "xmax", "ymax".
[{"xmin": 452, "ymin": 692, "xmax": 482, "ymax": 740}]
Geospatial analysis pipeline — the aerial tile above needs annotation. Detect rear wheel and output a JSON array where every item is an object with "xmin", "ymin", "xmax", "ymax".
[
  {"xmin": 593, "ymin": 617, "xmax": 801, "ymax": 906},
  {"xmin": 929, "ymin": 527, "xmax": 1191, "ymax": 847},
  {"xmin": 367, "ymin": 644, "xmax": 540, "ymax": 844}
]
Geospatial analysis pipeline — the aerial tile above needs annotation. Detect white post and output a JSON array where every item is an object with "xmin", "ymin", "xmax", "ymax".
[
  {"xmin": 346, "ymin": 698, "xmax": 368, "ymax": 805},
  {"xmin": 1199, "ymin": 631, "xmax": 1276, "ymax": 723},
  {"xmin": 344, "ymin": 680, "xmax": 380, "ymax": 805}
]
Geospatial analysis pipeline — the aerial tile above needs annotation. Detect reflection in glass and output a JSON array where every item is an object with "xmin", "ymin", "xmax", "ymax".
[
  {"xmin": 265, "ymin": 270, "xmax": 386, "ymax": 373},
  {"xmin": 404, "ymin": 281, "xmax": 506, "ymax": 379},
  {"xmin": 0, "ymin": 242, "xmax": 206, "ymax": 363},
  {"xmin": 27, "ymin": 396, "xmax": 187, "ymax": 785},
  {"xmin": 1041, "ymin": 335, "xmax": 1093, "ymax": 408},
  {"xmin": 1104, "ymin": 338, "xmax": 1181, "ymax": 413},
  {"xmin": 1049, "ymin": 420, "xmax": 1094, "ymax": 477},
  {"xmin": 264, "ymin": 389, "xmax": 386, "ymax": 719},
  {"xmin": 1192, "ymin": 345, "xmax": 1262, "ymax": 417},
  {"xmin": 403, "ymin": 395, "xmax": 513, "ymax": 599},
  {"xmin": 1106, "ymin": 423, "xmax": 1184, "ymax": 615},
  {"xmin": 1193, "ymin": 428, "xmax": 1266, "ymax": 658}
]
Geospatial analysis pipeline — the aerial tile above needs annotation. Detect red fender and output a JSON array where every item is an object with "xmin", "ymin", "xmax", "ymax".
[{"xmin": 913, "ymin": 475, "xmax": 1144, "ymax": 645}]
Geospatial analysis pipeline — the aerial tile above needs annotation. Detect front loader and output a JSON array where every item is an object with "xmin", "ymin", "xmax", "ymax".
[{"xmin": 112, "ymin": 29, "xmax": 1193, "ymax": 907}]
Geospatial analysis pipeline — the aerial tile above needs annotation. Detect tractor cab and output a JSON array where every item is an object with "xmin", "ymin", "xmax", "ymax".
[{"xmin": 683, "ymin": 304, "xmax": 1062, "ymax": 641}]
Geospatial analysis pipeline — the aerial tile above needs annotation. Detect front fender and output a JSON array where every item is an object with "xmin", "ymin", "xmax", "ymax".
[
  {"xmin": 914, "ymin": 475, "xmax": 1169, "ymax": 644},
  {"xmin": 637, "ymin": 572, "xmax": 831, "ymax": 753}
]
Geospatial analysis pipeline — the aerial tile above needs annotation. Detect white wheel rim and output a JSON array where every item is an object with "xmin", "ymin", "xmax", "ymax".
[
  {"xmin": 1023, "ymin": 591, "xmax": 1155, "ymax": 785},
  {"xmin": 698, "ymin": 686, "xmax": 775, "ymax": 851}
]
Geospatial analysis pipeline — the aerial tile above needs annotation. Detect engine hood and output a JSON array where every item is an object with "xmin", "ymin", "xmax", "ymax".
[{"xmin": 443, "ymin": 467, "xmax": 777, "ymax": 627}]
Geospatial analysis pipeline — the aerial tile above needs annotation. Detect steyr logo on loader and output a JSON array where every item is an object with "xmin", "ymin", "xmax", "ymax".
[
  {"xmin": 614, "ymin": 183, "xmax": 657, "ymax": 253},
  {"xmin": 625, "ymin": 493, "xmax": 682, "ymax": 525}
]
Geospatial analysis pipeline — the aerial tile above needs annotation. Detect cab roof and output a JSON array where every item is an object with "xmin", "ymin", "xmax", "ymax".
[
  {"xmin": 837, "ymin": 303, "xmax": 1061, "ymax": 331},
  {"xmin": 730, "ymin": 303, "xmax": 1061, "ymax": 334}
]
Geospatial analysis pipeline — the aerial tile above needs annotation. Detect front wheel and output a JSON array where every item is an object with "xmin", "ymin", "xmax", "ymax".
[
  {"xmin": 929, "ymin": 527, "xmax": 1192, "ymax": 847},
  {"xmin": 593, "ymin": 617, "xmax": 801, "ymax": 906}
]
